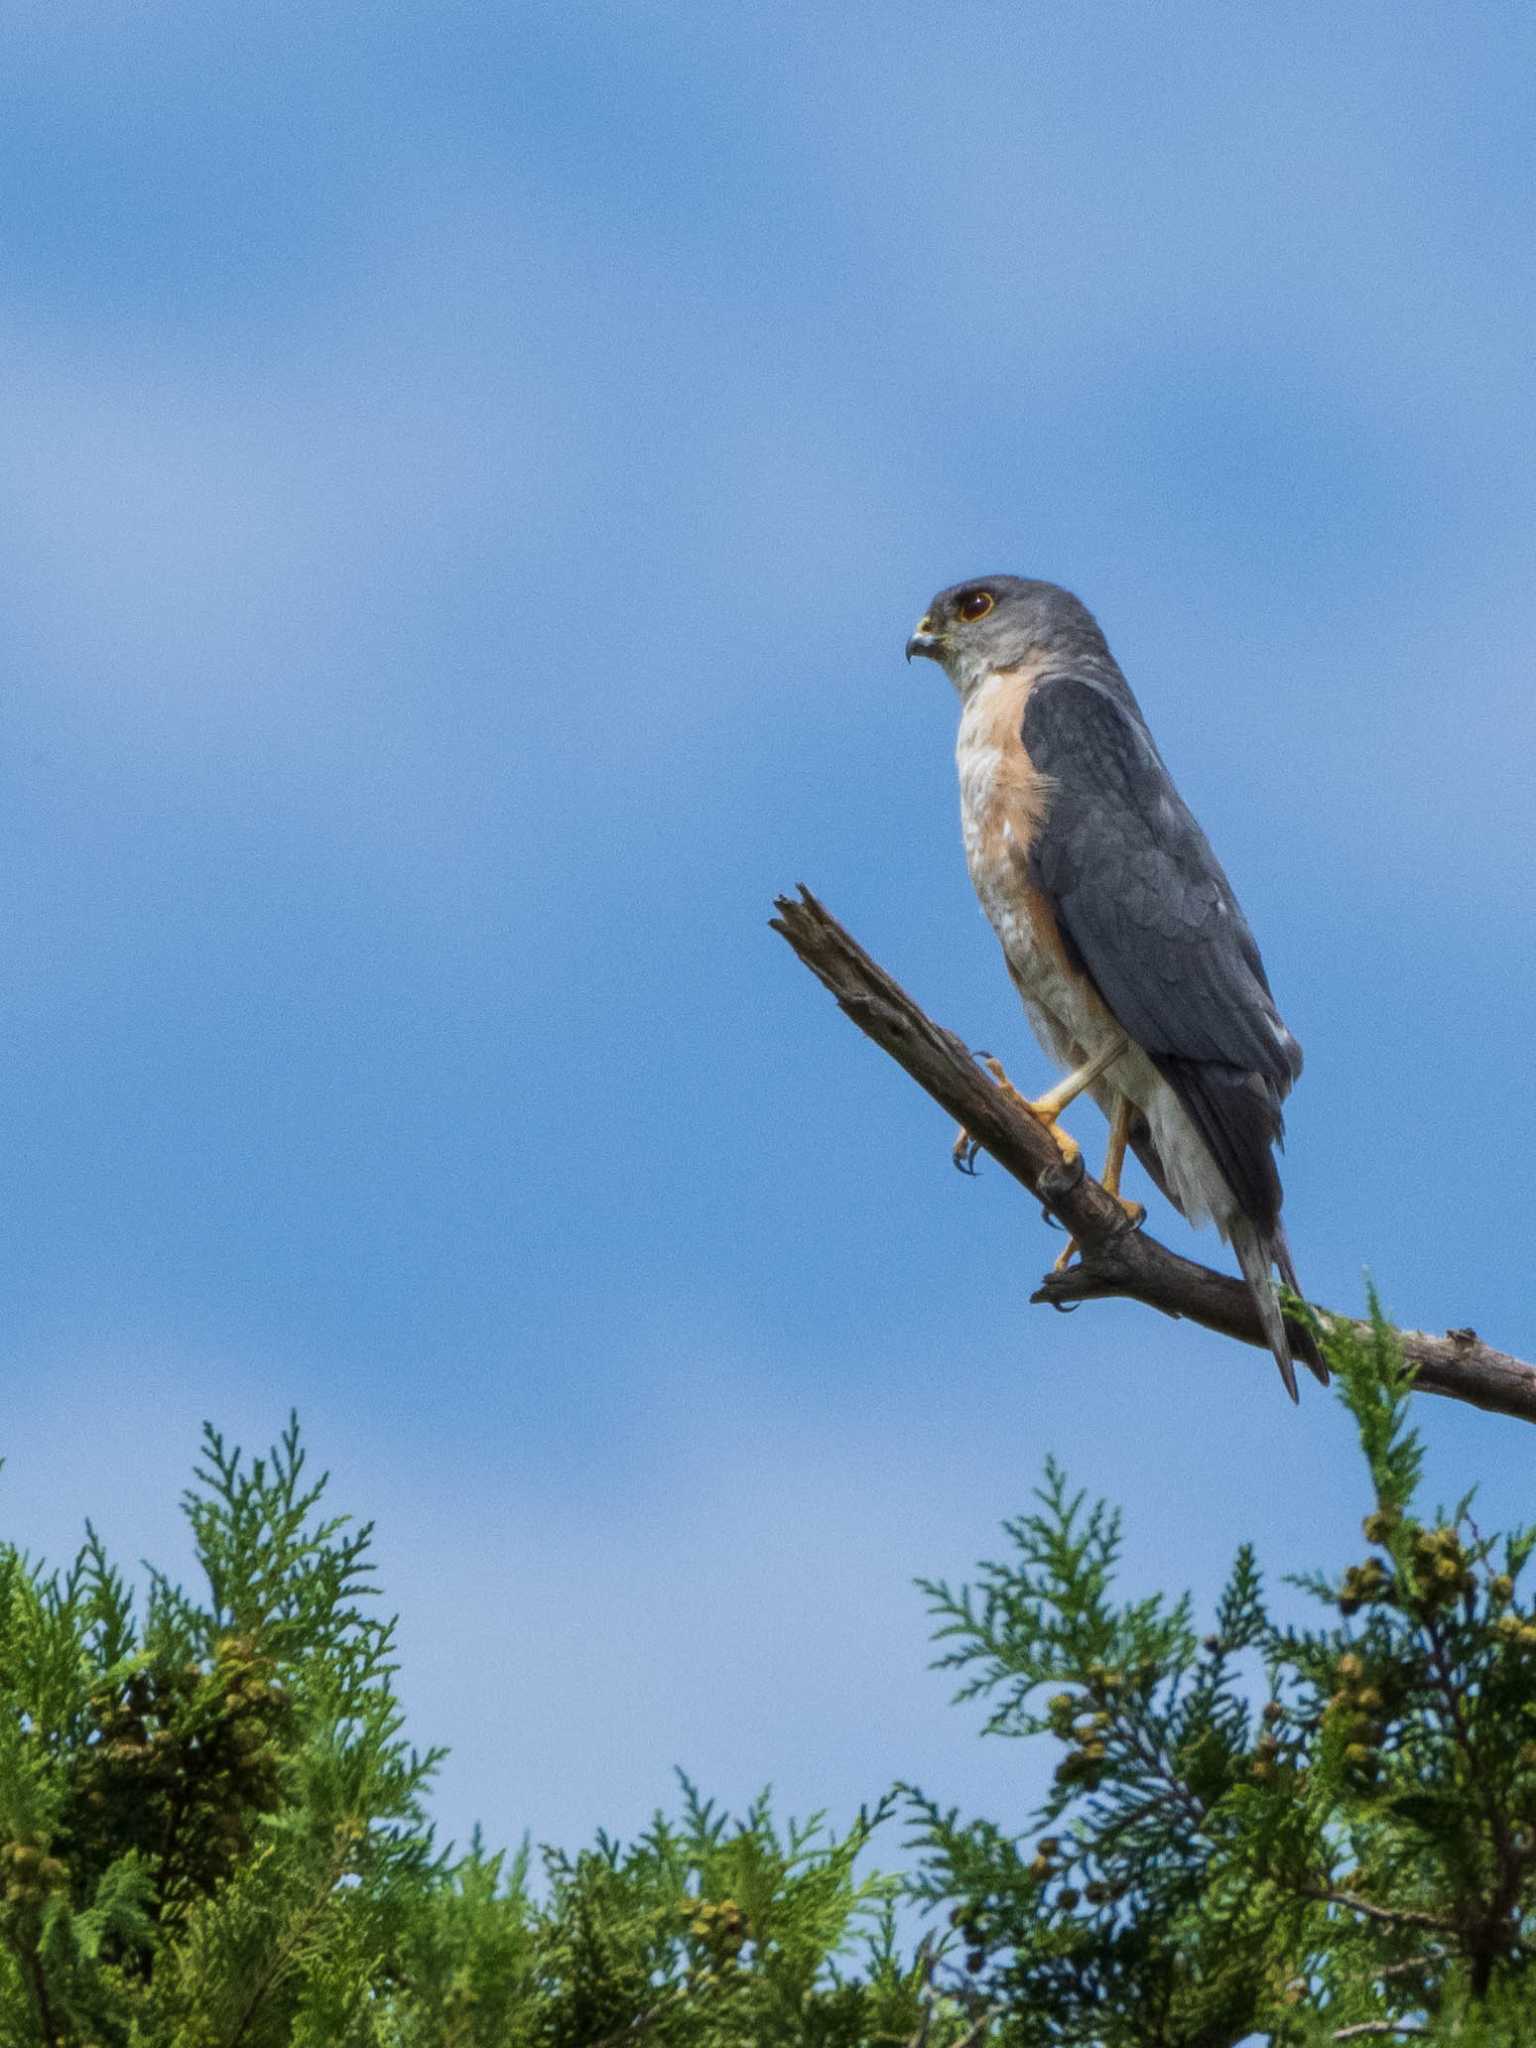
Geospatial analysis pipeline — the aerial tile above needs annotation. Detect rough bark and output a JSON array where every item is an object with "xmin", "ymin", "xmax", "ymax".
[{"xmin": 771, "ymin": 887, "xmax": 1536, "ymax": 1426}]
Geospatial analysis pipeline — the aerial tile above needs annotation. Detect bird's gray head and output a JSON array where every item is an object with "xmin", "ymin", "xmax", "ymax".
[{"xmin": 906, "ymin": 575, "xmax": 1112, "ymax": 698}]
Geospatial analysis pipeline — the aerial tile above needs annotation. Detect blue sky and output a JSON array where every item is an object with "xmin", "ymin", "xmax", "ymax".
[{"xmin": 3, "ymin": 0, "xmax": 1535, "ymax": 1888}]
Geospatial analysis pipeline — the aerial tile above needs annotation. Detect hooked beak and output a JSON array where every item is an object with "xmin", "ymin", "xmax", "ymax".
[{"xmin": 905, "ymin": 615, "xmax": 941, "ymax": 663}]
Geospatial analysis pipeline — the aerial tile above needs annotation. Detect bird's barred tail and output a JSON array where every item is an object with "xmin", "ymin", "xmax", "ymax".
[{"xmin": 1231, "ymin": 1221, "xmax": 1328, "ymax": 1404}]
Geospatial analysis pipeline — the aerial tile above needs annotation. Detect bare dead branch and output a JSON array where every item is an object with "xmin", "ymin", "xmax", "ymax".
[
  {"xmin": 1332, "ymin": 2025, "xmax": 1429, "ymax": 2041},
  {"xmin": 1375, "ymin": 1951, "xmax": 1444, "ymax": 1981},
  {"xmin": 1299, "ymin": 1887, "xmax": 1456, "ymax": 1933},
  {"xmin": 771, "ymin": 887, "xmax": 1536, "ymax": 1427}
]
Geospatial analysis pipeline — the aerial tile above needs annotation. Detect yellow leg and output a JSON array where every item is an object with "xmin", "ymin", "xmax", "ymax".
[
  {"xmin": 1100, "ymin": 1094, "xmax": 1143, "ymax": 1218},
  {"xmin": 952, "ymin": 1036, "xmax": 1128, "ymax": 1176},
  {"xmin": 1052, "ymin": 1092, "xmax": 1145, "ymax": 1271},
  {"xmin": 1027, "ymin": 1035, "xmax": 1129, "ymax": 1128}
]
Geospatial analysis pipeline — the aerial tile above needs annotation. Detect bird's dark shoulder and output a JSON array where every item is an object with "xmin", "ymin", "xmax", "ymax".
[
  {"xmin": 1022, "ymin": 672, "xmax": 1197, "ymax": 852},
  {"xmin": 1018, "ymin": 671, "xmax": 1296, "ymax": 1086}
]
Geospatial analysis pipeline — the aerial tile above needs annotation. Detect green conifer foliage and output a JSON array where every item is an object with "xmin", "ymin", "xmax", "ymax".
[
  {"xmin": 906, "ymin": 1301, "xmax": 1536, "ymax": 2044},
  {"xmin": 4, "ymin": 1307, "xmax": 1535, "ymax": 2044},
  {"xmin": 0, "ymin": 1418, "xmax": 951, "ymax": 2045}
]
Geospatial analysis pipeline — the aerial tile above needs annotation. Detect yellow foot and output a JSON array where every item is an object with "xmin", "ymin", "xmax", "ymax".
[
  {"xmin": 951, "ymin": 1123, "xmax": 983, "ymax": 1175},
  {"xmin": 1051, "ymin": 1195, "xmax": 1146, "ymax": 1272},
  {"xmin": 952, "ymin": 1056, "xmax": 1084, "ymax": 1175},
  {"xmin": 987, "ymin": 1057, "xmax": 1083, "ymax": 1166}
]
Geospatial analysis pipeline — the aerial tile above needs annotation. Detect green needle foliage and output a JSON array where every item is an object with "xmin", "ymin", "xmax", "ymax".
[
  {"xmin": 906, "ymin": 1300, "xmax": 1536, "ymax": 2044},
  {"xmin": 0, "ymin": 1419, "xmax": 957, "ymax": 2046},
  {"xmin": 2, "ymin": 1303, "xmax": 1533, "ymax": 2044}
]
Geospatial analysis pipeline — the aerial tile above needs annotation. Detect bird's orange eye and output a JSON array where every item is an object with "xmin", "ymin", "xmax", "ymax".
[{"xmin": 959, "ymin": 590, "xmax": 994, "ymax": 621}]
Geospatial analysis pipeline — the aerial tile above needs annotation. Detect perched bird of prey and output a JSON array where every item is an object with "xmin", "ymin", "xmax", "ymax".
[{"xmin": 907, "ymin": 576, "xmax": 1322, "ymax": 1401}]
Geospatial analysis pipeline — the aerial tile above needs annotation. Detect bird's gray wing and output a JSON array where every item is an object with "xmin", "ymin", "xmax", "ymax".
[{"xmin": 1022, "ymin": 674, "xmax": 1300, "ymax": 1232}]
